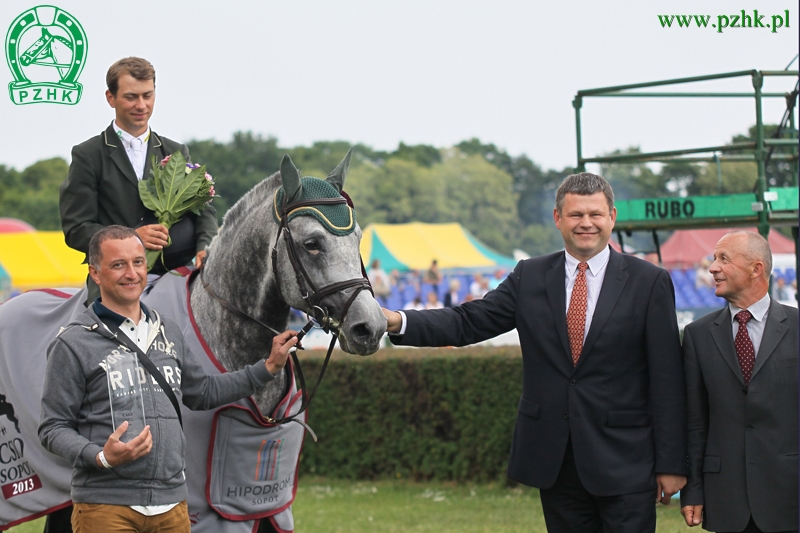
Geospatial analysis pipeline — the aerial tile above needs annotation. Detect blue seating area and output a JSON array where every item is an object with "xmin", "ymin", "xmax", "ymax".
[
  {"xmin": 369, "ymin": 268, "xmax": 797, "ymax": 312},
  {"xmin": 373, "ymin": 273, "xmax": 484, "ymax": 309},
  {"xmin": 670, "ymin": 269, "xmax": 726, "ymax": 310},
  {"xmin": 669, "ymin": 267, "xmax": 796, "ymax": 310}
]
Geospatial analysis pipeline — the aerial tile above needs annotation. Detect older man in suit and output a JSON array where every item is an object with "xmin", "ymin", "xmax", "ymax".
[
  {"xmin": 681, "ymin": 231, "xmax": 798, "ymax": 533},
  {"xmin": 384, "ymin": 173, "xmax": 687, "ymax": 532},
  {"xmin": 60, "ymin": 57, "xmax": 217, "ymax": 303}
]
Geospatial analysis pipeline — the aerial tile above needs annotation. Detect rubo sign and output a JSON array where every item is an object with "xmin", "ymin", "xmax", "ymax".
[
  {"xmin": 615, "ymin": 187, "xmax": 799, "ymax": 224},
  {"xmin": 5, "ymin": 5, "xmax": 88, "ymax": 105}
]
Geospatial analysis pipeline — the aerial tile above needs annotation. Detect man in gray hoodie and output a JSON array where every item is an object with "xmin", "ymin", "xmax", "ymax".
[{"xmin": 38, "ymin": 225, "xmax": 298, "ymax": 532}]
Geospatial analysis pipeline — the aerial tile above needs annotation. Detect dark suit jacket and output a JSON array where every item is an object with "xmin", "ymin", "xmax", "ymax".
[
  {"xmin": 395, "ymin": 247, "xmax": 687, "ymax": 496},
  {"xmin": 59, "ymin": 123, "xmax": 217, "ymax": 262},
  {"xmin": 681, "ymin": 300, "xmax": 798, "ymax": 532}
]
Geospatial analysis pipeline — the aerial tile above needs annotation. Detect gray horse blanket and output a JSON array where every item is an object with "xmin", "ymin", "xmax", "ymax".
[{"xmin": 0, "ymin": 269, "xmax": 304, "ymax": 532}]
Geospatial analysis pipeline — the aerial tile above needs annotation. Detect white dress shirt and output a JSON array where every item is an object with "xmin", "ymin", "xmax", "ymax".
[
  {"xmin": 564, "ymin": 246, "xmax": 610, "ymax": 342},
  {"xmin": 115, "ymin": 122, "xmax": 150, "ymax": 181},
  {"xmin": 728, "ymin": 293, "xmax": 771, "ymax": 358}
]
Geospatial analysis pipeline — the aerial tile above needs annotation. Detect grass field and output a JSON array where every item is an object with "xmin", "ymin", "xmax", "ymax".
[{"xmin": 6, "ymin": 478, "xmax": 694, "ymax": 532}]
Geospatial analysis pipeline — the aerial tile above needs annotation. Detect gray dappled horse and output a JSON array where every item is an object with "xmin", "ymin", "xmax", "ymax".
[
  {"xmin": 192, "ymin": 149, "xmax": 386, "ymax": 412},
  {"xmin": 0, "ymin": 151, "xmax": 386, "ymax": 533}
]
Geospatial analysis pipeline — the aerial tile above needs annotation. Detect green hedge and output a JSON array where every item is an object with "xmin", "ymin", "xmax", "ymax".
[{"xmin": 297, "ymin": 345, "xmax": 522, "ymax": 482}]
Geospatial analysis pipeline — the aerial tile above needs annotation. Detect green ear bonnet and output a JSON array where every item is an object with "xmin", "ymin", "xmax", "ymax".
[{"xmin": 272, "ymin": 177, "xmax": 356, "ymax": 236}]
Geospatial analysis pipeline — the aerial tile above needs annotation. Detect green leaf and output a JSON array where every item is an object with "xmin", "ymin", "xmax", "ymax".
[
  {"xmin": 138, "ymin": 172, "xmax": 164, "ymax": 213},
  {"xmin": 145, "ymin": 249, "xmax": 163, "ymax": 272},
  {"xmin": 139, "ymin": 150, "xmax": 214, "ymax": 235}
]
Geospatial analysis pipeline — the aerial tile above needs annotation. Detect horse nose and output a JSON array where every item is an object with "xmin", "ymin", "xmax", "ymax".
[{"xmin": 348, "ymin": 320, "xmax": 374, "ymax": 344}]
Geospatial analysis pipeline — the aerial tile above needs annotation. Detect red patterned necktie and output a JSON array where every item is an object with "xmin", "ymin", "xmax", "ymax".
[
  {"xmin": 734, "ymin": 310, "xmax": 755, "ymax": 385},
  {"xmin": 567, "ymin": 262, "xmax": 589, "ymax": 367}
]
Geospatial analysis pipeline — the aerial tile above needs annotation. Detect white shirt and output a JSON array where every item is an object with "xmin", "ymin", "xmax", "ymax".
[
  {"xmin": 117, "ymin": 310, "xmax": 180, "ymax": 517},
  {"xmin": 115, "ymin": 122, "xmax": 150, "ymax": 181},
  {"xmin": 729, "ymin": 293, "xmax": 771, "ymax": 358},
  {"xmin": 564, "ymin": 247, "xmax": 610, "ymax": 342}
]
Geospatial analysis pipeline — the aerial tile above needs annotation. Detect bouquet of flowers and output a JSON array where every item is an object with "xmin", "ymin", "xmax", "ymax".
[{"xmin": 138, "ymin": 151, "xmax": 217, "ymax": 271}]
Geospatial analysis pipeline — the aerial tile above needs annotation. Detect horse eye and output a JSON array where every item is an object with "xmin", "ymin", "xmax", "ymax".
[{"xmin": 304, "ymin": 239, "xmax": 320, "ymax": 252}]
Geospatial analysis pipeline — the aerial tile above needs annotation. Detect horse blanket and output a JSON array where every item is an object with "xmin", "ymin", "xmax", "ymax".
[{"xmin": 0, "ymin": 269, "xmax": 305, "ymax": 532}]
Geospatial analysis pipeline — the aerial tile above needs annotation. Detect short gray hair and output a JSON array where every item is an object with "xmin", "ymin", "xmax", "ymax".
[
  {"xmin": 88, "ymin": 225, "xmax": 143, "ymax": 269},
  {"xmin": 555, "ymin": 172, "xmax": 615, "ymax": 214},
  {"xmin": 725, "ymin": 230, "xmax": 773, "ymax": 279}
]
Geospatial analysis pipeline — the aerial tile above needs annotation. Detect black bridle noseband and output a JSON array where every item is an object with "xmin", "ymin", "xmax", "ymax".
[{"xmin": 200, "ymin": 193, "xmax": 373, "ymax": 438}]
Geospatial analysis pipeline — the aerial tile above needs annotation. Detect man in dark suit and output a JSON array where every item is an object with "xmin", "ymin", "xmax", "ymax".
[
  {"xmin": 681, "ymin": 231, "xmax": 798, "ymax": 533},
  {"xmin": 384, "ymin": 173, "xmax": 687, "ymax": 532},
  {"xmin": 60, "ymin": 57, "xmax": 217, "ymax": 302}
]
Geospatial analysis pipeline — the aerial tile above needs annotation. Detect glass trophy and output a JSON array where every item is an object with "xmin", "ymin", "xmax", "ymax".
[{"xmin": 105, "ymin": 351, "xmax": 146, "ymax": 443}]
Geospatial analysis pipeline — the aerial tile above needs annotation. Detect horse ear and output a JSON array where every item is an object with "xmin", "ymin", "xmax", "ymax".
[
  {"xmin": 280, "ymin": 154, "xmax": 302, "ymax": 203},
  {"xmin": 326, "ymin": 148, "xmax": 353, "ymax": 193}
]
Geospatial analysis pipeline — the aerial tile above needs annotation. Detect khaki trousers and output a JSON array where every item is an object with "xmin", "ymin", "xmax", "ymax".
[{"xmin": 72, "ymin": 501, "xmax": 190, "ymax": 533}]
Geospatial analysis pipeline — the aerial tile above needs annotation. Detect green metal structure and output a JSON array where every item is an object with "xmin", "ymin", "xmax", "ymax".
[{"xmin": 573, "ymin": 69, "xmax": 799, "ymax": 273}]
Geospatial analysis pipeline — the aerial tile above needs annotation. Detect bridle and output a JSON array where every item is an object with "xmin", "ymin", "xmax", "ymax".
[
  {"xmin": 200, "ymin": 192, "xmax": 373, "ymax": 438},
  {"xmin": 270, "ymin": 196, "xmax": 372, "ymax": 332}
]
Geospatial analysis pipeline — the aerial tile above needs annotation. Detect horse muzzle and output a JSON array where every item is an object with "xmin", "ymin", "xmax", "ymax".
[{"xmin": 336, "ymin": 292, "xmax": 387, "ymax": 355}]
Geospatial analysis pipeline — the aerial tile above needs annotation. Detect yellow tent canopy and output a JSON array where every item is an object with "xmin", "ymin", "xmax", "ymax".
[
  {"xmin": 0, "ymin": 232, "xmax": 87, "ymax": 291},
  {"xmin": 359, "ymin": 222, "xmax": 516, "ymax": 272}
]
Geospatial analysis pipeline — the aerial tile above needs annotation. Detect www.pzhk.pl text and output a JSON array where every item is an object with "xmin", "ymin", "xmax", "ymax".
[{"xmin": 658, "ymin": 10, "xmax": 790, "ymax": 33}]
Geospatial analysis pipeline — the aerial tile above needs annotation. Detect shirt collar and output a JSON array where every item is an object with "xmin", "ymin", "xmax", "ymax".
[
  {"xmin": 565, "ymin": 245, "xmax": 610, "ymax": 277},
  {"xmin": 93, "ymin": 298, "xmax": 151, "ymax": 328},
  {"xmin": 729, "ymin": 293, "xmax": 771, "ymax": 323},
  {"xmin": 114, "ymin": 121, "xmax": 150, "ymax": 147}
]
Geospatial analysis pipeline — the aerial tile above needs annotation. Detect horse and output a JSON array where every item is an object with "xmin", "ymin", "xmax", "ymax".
[{"xmin": 0, "ymin": 150, "xmax": 387, "ymax": 533}]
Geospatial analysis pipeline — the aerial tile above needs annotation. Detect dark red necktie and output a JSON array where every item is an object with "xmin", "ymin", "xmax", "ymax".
[
  {"xmin": 567, "ymin": 262, "xmax": 589, "ymax": 367},
  {"xmin": 734, "ymin": 310, "xmax": 755, "ymax": 385}
]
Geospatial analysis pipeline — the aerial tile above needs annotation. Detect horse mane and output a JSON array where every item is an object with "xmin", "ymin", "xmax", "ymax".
[{"xmin": 220, "ymin": 171, "xmax": 280, "ymax": 231}]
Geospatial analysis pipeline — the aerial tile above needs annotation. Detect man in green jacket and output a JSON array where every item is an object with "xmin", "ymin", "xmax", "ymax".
[{"xmin": 60, "ymin": 57, "xmax": 217, "ymax": 304}]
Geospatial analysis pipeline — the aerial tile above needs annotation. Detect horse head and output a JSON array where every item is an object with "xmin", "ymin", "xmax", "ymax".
[
  {"xmin": 190, "ymin": 149, "xmax": 386, "ymax": 381},
  {"xmin": 271, "ymin": 150, "xmax": 386, "ymax": 354}
]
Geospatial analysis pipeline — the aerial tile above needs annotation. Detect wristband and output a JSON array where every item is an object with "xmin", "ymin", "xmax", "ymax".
[{"xmin": 98, "ymin": 450, "xmax": 113, "ymax": 469}]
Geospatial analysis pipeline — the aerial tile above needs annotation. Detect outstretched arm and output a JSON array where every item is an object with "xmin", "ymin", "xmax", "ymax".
[{"xmin": 178, "ymin": 326, "xmax": 298, "ymax": 411}]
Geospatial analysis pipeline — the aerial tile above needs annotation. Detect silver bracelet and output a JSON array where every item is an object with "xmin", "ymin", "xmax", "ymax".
[{"xmin": 98, "ymin": 450, "xmax": 112, "ymax": 469}]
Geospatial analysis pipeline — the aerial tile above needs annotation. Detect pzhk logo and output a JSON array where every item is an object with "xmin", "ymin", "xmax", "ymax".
[{"xmin": 5, "ymin": 5, "xmax": 87, "ymax": 105}]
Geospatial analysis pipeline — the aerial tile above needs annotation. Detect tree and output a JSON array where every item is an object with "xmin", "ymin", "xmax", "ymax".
[
  {"xmin": 457, "ymin": 138, "xmax": 562, "ymax": 227},
  {"xmin": 732, "ymin": 124, "xmax": 796, "ymax": 189},
  {"xmin": 187, "ymin": 132, "xmax": 282, "ymax": 218},
  {"xmin": 433, "ymin": 153, "xmax": 519, "ymax": 254},
  {"xmin": 0, "ymin": 158, "xmax": 67, "ymax": 230},
  {"xmin": 599, "ymin": 147, "xmax": 669, "ymax": 200}
]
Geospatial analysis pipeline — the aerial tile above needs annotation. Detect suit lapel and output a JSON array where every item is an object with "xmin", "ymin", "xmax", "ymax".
[
  {"xmin": 578, "ymin": 248, "xmax": 627, "ymax": 366},
  {"xmin": 104, "ymin": 124, "xmax": 138, "ymax": 187},
  {"xmin": 143, "ymin": 131, "xmax": 163, "ymax": 182},
  {"xmin": 545, "ymin": 252, "xmax": 572, "ymax": 365},
  {"xmin": 709, "ymin": 307, "xmax": 745, "ymax": 386},
  {"xmin": 751, "ymin": 300, "xmax": 788, "ymax": 381}
]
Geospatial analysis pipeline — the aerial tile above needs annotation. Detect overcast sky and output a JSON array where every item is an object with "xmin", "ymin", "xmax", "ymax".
[{"xmin": 1, "ymin": 0, "xmax": 797, "ymax": 174}]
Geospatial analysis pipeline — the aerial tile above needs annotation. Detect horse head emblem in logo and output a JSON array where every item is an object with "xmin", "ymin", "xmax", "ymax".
[
  {"xmin": 5, "ymin": 5, "xmax": 87, "ymax": 105},
  {"xmin": 0, "ymin": 393, "xmax": 20, "ymax": 434}
]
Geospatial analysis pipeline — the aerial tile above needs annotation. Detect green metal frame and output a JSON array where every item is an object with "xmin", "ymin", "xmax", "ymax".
[{"xmin": 574, "ymin": 69, "xmax": 799, "ymax": 272}]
